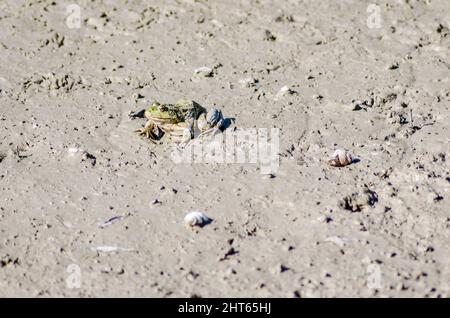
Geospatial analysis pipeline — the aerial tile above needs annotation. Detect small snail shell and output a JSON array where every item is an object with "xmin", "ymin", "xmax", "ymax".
[
  {"xmin": 184, "ymin": 211, "xmax": 212, "ymax": 227},
  {"xmin": 328, "ymin": 149, "xmax": 353, "ymax": 167}
]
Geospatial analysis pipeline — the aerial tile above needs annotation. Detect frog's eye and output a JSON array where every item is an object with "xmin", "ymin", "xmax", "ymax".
[{"xmin": 158, "ymin": 104, "xmax": 168, "ymax": 112}]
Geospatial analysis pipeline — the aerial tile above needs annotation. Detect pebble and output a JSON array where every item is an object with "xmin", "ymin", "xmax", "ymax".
[
  {"xmin": 67, "ymin": 147, "xmax": 96, "ymax": 166},
  {"xmin": 194, "ymin": 66, "xmax": 213, "ymax": 77},
  {"xmin": 151, "ymin": 199, "xmax": 161, "ymax": 205},
  {"xmin": 238, "ymin": 77, "xmax": 258, "ymax": 88}
]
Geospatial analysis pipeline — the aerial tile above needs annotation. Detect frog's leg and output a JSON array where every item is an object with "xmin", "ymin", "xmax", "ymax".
[
  {"xmin": 197, "ymin": 112, "xmax": 208, "ymax": 132},
  {"xmin": 136, "ymin": 120, "xmax": 163, "ymax": 143},
  {"xmin": 160, "ymin": 122, "xmax": 192, "ymax": 143},
  {"xmin": 180, "ymin": 110, "xmax": 198, "ymax": 142},
  {"xmin": 197, "ymin": 109, "xmax": 224, "ymax": 139}
]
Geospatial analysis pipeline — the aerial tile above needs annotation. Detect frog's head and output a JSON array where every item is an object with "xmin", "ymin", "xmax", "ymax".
[
  {"xmin": 148, "ymin": 101, "xmax": 167, "ymax": 112},
  {"xmin": 146, "ymin": 101, "xmax": 174, "ymax": 122}
]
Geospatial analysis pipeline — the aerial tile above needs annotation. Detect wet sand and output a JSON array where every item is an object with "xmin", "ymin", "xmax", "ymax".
[{"xmin": 0, "ymin": 0, "xmax": 449, "ymax": 297}]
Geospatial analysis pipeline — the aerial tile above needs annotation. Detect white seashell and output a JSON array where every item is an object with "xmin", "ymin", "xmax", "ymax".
[
  {"xmin": 279, "ymin": 85, "xmax": 294, "ymax": 95},
  {"xmin": 328, "ymin": 149, "xmax": 353, "ymax": 167},
  {"xmin": 184, "ymin": 211, "xmax": 212, "ymax": 227},
  {"xmin": 274, "ymin": 85, "xmax": 295, "ymax": 101},
  {"xmin": 67, "ymin": 147, "xmax": 84, "ymax": 155},
  {"xmin": 194, "ymin": 66, "xmax": 213, "ymax": 77}
]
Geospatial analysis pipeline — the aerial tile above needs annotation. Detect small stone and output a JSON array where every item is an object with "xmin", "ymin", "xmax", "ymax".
[
  {"xmin": 186, "ymin": 271, "xmax": 200, "ymax": 281},
  {"xmin": 219, "ymin": 247, "xmax": 238, "ymax": 261},
  {"xmin": 313, "ymin": 94, "xmax": 324, "ymax": 101},
  {"xmin": 275, "ymin": 14, "xmax": 294, "ymax": 23},
  {"xmin": 132, "ymin": 92, "xmax": 145, "ymax": 100},
  {"xmin": 352, "ymin": 103, "xmax": 363, "ymax": 111},
  {"xmin": 339, "ymin": 187, "xmax": 378, "ymax": 212},
  {"xmin": 194, "ymin": 66, "xmax": 213, "ymax": 77},
  {"xmin": 292, "ymin": 290, "xmax": 301, "ymax": 298},
  {"xmin": 274, "ymin": 86, "xmax": 295, "ymax": 100},
  {"xmin": 279, "ymin": 264, "xmax": 290, "ymax": 273},
  {"xmin": 82, "ymin": 152, "xmax": 96, "ymax": 166},
  {"xmin": 388, "ymin": 62, "xmax": 399, "ymax": 70},
  {"xmin": 238, "ymin": 77, "xmax": 258, "ymax": 88},
  {"xmin": 317, "ymin": 215, "xmax": 326, "ymax": 223},
  {"xmin": 264, "ymin": 30, "xmax": 277, "ymax": 41},
  {"xmin": 279, "ymin": 85, "xmax": 295, "ymax": 95},
  {"xmin": 0, "ymin": 152, "xmax": 7, "ymax": 163},
  {"xmin": 225, "ymin": 268, "xmax": 237, "ymax": 276}
]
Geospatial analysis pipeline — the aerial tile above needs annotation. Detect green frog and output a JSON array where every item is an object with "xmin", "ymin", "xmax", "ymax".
[{"xmin": 137, "ymin": 99, "xmax": 224, "ymax": 143}]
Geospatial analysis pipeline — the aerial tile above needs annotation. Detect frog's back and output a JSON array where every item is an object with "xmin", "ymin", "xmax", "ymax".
[
  {"xmin": 175, "ymin": 99, "xmax": 206, "ymax": 118},
  {"xmin": 175, "ymin": 99, "xmax": 196, "ymax": 110}
]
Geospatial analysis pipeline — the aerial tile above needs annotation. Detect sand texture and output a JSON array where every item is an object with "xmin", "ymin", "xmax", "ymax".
[{"xmin": 0, "ymin": 0, "xmax": 449, "ymax": 297}]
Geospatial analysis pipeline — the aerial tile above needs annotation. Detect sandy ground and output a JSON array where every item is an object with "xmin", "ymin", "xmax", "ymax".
[{"xmin": 0, "ymin": 0, "xmax": 449, "ymax": 297}]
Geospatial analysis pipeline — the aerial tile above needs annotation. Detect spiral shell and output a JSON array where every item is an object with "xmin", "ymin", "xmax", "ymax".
[
  {"xmin": 328, "ymin": 149, "xmax": 353, "ymax": 167},
  {"xmin": 184, "ymin": 211, "xmax": 212, "ymax": 227}
]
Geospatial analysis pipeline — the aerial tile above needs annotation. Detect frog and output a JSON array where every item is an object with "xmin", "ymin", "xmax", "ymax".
[{"xmin": 136, "ymin": 99, "xmax": 224, "ymax": 143}]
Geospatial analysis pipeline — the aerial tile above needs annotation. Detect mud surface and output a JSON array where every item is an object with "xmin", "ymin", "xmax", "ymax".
[{"xmin": 0, "ymin": 0, "xmax": 449, "ymax": 297}]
